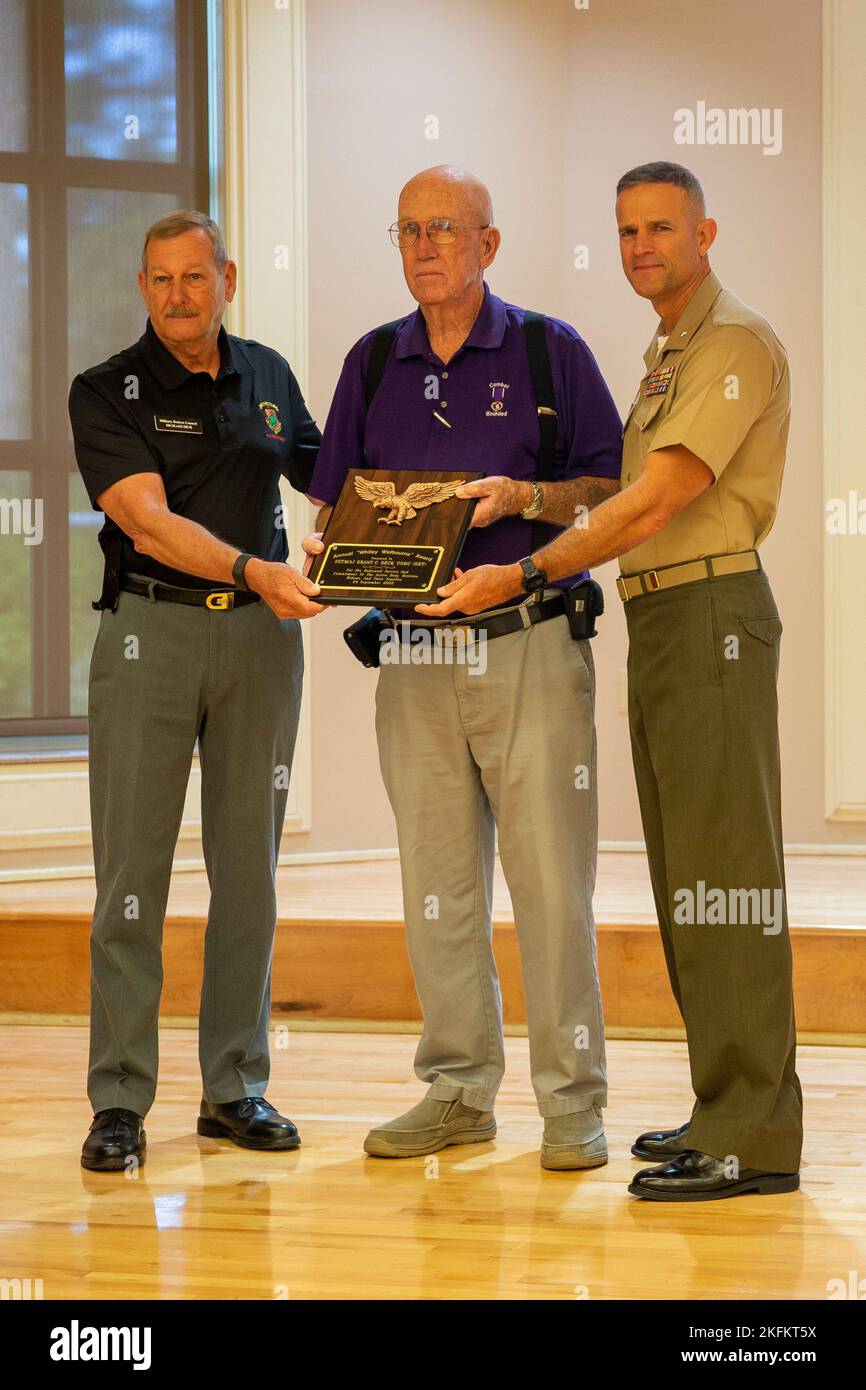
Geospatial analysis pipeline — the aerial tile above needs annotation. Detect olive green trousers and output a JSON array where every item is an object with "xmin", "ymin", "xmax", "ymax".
[{"xmin": 625, "ymin": 565, "xmax": 803, "ymax": 1173}]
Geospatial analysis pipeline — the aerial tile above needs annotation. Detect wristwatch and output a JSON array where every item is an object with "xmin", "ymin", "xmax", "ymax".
[
  {"xmin": 520, "ymin": 481, "xmax": 545, "ymax": 520},
  {"xmin": 518, "ymin": 555, "xmax": 548, "ymax": 594},
  {"xmin": 232, "ymin": 552, "xmax": 254, "ymax": 591}
]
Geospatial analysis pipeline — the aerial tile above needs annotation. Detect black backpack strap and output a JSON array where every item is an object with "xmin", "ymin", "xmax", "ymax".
[
  {"xmin": 364, "ymin": 319, "xmax": 403, "ymax": 410},
  {"xmin": 523, "ymin": 310, "xmax": 558, "ymax": 551}
]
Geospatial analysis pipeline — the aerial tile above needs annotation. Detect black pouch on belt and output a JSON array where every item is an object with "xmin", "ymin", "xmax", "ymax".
[
  {"xmin": 92, "ymin": 525, "xmax": 123, "ymax": 612},
  {"xmin": 343, "ymin": 608, "xmax": 389, "ymax": 668},
  {"xmin": 563, "ymin": 577, "xmax": 604, "ymax": 640}
]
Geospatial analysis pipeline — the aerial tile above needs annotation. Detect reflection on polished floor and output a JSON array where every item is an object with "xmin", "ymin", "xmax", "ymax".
[{"xmin": 0, "ymin": 1025, "xmax": 863, "ymax": 1301}]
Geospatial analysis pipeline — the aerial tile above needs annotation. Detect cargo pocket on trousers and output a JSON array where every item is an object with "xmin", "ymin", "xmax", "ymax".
[
  {"xmin": 741, "ymin": 617, "xmax": 783, "ymax": 645},
  {"xmin": 740, "ymin": 617, "xmax": 783, "ymax": 678}
]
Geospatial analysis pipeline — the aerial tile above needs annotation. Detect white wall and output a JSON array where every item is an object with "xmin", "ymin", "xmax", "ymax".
[
  {"xmin": 299, "ymin": 0, "xmax": 862, "ymax": 853},
  {"xmin": 4, "ymin": 0, "xmax": 860, "ymax": 881}
]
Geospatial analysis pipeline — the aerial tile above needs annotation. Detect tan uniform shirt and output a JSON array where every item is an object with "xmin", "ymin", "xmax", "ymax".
[{"xmin": 619, "ymin": 268, "xmax": 790, "ymax": 576}]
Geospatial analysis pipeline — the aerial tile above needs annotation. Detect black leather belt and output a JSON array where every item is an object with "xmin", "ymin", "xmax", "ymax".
[
  {"xmin": 120, "ymin": 575, "xmax": 261, "ymax": 609},
  {"xmin": 383, "ymin": 591, "xmax": 566, "ymax": 641}
]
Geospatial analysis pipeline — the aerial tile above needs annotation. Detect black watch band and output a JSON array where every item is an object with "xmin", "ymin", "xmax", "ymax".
[
  {"xmin": 232, "ymin": 552, "xmax": 254, "ymax": 591},
  {"xmin": 518, "ymin": 556, "xmax": 548, "ymax": 594}
]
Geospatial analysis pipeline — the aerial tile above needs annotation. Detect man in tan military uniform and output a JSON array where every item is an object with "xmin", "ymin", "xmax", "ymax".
[{"xmin": 424, "ymin": 161, "xmax": 802, "ymax": 1201}]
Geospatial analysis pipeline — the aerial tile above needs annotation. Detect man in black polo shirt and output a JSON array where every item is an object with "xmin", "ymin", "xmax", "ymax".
[{"xmin": 69, "ymin": 210, "xmax": 325, "ymax": 1171}]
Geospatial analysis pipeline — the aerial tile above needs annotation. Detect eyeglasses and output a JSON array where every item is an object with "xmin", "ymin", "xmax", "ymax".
[{"xmin": 388, "ymin": 218, "xmax": 491, "ymax": 248}]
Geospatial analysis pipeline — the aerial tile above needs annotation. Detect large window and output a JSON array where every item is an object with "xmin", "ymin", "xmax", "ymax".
[{"xmin": 0, "ymin": 0, "xmax": 210, "ymax": 736}]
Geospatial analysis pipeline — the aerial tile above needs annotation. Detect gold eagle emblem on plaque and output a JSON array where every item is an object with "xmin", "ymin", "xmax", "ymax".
[{"xmin": 353, "ymin": 474, "xmax": 466, "ymax": 526}]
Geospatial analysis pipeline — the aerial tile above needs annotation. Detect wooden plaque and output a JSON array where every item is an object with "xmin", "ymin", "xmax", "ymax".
[{"xmin": 308, "ymin": 468, "xmax": 484, "ymax": 607}]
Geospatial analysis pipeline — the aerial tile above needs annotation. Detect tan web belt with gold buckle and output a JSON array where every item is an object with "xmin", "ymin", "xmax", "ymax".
[{"xmin": 615, "ymin": 550, "xmax": 760, "ymax": 603}]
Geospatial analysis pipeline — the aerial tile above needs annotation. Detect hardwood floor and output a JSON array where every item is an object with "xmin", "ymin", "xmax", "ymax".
[{"xmin": 0, "ymin": 1025, "xmax": 863, "ymax": 1301}]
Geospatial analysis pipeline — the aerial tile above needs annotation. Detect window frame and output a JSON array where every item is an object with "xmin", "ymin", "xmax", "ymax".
[{"xmin": 0, "ymin": 0, "xmax": 211, "ymax": 736}]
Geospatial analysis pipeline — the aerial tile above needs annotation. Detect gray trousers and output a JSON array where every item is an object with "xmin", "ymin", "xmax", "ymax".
[
  {"xmin": 375, "ymin": 608, "xmax": 607, "ymax": 1116},
  {"xmin": 87, "ymin": 583, "xmax": 303, "ymax": 1117},
  {"xmin": 626, "ymin": 567, "xmax": 803, "ymax": 1173}
]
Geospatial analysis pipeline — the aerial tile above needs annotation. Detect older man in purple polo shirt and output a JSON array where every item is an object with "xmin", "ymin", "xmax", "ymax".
[{"xmin": 305, "ymin": 165, "xmax": 621, "ymax": 1168}]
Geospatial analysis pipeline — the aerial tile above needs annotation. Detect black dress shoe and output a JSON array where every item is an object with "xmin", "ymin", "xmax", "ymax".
[
  {"xmin": 628, "ymin": 1150, "xmax": 800, "ymax": 1202},
  {"xmin": 631, "ymin": 1120, "xmax": 691, "ymax": 1160},
  {"xmin": 81, "ymin": 1108, "xmax": 146, "ymax": 1172},
  {"xmin": 197, "ymin": 1097, "xmax": 301, "ymax": 1150}
]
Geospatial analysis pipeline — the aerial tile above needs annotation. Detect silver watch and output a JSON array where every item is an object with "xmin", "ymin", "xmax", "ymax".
[{"xmin": 520, "ymin": 482, "xmax": 544, "ymax": 520}]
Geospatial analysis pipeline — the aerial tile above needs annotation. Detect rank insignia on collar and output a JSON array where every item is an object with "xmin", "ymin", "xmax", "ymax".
[
  {"xmin": 644, "ymin": 365, "xmax": 675, "ymax": 397},
  {"xmin": 259, "ymin": 400, "xmax": 284, "ymax": 439}
]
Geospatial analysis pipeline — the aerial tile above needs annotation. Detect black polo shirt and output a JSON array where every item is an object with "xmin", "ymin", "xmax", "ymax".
[{"xmin": 68, "ymin": 319, "xmax": 321, "ymax": 590}]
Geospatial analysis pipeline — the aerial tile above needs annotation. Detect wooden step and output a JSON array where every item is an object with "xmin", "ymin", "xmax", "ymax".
[
  {"xmin": 1, "ymin": 911, "xmax": 864, "ymax": 1037},
  {"xmin": 1, "ymin": 854, "xmax": 863, "ymax": 1035}
]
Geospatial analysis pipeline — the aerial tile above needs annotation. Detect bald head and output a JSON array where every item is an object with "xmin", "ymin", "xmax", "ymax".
[
  {"xmin": 398, "ymin": 165, "xmax": 494, "ymax": 227},
  {"xmin": 394, "ymin": 165, "xmax": 500, "ymax": 314}
]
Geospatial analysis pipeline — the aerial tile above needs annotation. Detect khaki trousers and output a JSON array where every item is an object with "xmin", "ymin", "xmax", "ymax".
[
  {"xmin": 625, "ymin": 566, "xmax": 803, "ymax": 1172},
  {"xmin": 375, "ymin": 610, "xmax": 607, "ymax": 1116}
]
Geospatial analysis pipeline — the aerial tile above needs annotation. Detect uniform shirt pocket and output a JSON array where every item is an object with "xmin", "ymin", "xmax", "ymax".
[{"xmin": 632, "ymin": 393, "xmax": 667, "ymax": 432}]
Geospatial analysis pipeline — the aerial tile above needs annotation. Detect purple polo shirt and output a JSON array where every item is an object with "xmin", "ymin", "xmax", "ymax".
[{"xmin": 310, "ymin": 282, "xmax": 622, "ymax": 613}]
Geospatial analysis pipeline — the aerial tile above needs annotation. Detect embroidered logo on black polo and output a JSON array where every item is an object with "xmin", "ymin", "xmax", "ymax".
[
  {"xmin": 259, "ymin": 400, "xmax": 285, "ymax": 440},
  {"xmin": 643, "ymin": 365, "xmax": 675, "ymax": 397},
  {"xmin": 153, "ymin": 415, "xmax": 203, "ymax": 434}
]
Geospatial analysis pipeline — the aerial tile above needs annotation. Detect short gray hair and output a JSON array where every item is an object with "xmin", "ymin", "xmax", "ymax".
[
  {"xmin": 616, "ymin": 161, "xmax": 706, "ymax": 215},
  {"xmin": 141, "ymin": 210, "xmax": 228, "ymax": 273}
]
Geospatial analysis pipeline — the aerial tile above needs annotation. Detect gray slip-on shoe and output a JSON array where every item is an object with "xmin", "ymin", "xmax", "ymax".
[
  {"xmin": 541, "ymin": 1106, "xmax": 608, "ymax": 1170},
  {"xmin": 364, "ymin": 1096, "xmax": 496, "ymax": 1158}
]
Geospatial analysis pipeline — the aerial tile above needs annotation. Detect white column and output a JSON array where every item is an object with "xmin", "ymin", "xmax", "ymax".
[
  {"xmin": 823, "ymin": 0, "xmax": 866, "ymax": 822},
  {"xmin": 221, "ymin": 0, "xmax": 312, "ymax": 835}
]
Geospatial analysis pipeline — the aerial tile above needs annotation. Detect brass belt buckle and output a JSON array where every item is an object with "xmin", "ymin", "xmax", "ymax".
[
  {"xmin": 645, "ymin": 570, "xmax": 660, "ymax": 592},
  {"xmin": 205, "ymin": 591, "xmax": 234, "ymax": 610},
  {"xmin": 616, "ymin": 575, "xmax": 630, "ymax": 602}
]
